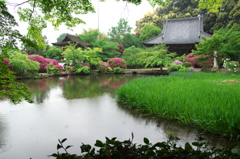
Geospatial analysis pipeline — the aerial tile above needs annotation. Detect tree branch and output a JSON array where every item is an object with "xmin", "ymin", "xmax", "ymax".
[
  {"xmin": 29, "ymin": 0, "xmax": 36, "ymax": 21},
  {"xmin": 14, "ymin": 0, "xmax": 33, "ymax": 8}
]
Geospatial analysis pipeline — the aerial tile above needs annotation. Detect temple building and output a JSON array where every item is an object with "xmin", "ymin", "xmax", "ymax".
[
  {"xmin": 142, "ymin": 16, "xmax": 212, "ymax": 55},
  {"xmin": 52, "ymin": 33, "xmax": 91, "ymax": 49}
]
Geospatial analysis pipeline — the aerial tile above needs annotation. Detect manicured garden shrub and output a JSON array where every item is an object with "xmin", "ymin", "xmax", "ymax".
[
  {"xmin": 10, "ymin": 53, "xmax": 40, "ymax": 74},
  {"xmin": 107, "ymin": 58, "xmax": 127, "ymax": 69},
  {"xmin": 168, "ymin": 60, "xmax": 188, "ymax": 72},
  {"xmin": 97, "ymin": 62, "xmax": 112, "ymax": 73},
  {"xmin": 182, "ymin": 62, "xmax": 192, "ymax": 68},
  {"xmin": 28, "ymin": 55, "xmax": 63, "ymax": 73},
  {"xmin": 184, "ymin": 53, "xmax": 213, "ymax": 68},
  {"xmin": 28, "ymin": 55, "xmax": 48, "ymax": 72}
]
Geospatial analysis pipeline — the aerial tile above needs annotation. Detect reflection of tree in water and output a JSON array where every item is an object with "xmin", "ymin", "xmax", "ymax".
[
  {"xmin": 61, "ymin": 74, "xmax": 144, "ymax": 99},
  {"xmin": 117, "ymin": 102, "xmax": 238, "ymax": 148},
  {"xmin": 21, "ymin": 78, "xmax": 60, "ymax": 104},
  {"xmin": 62, "ymin": 75, "xmax": 103, "ymax": 99}
]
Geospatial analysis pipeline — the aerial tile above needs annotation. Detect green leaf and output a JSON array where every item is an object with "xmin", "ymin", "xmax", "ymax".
[
  {"xmin": 143, "ymin": 137, "xmax": 150, "ymax": 144},
  {"xmin": 94, "ymin": 140, "xmax": 104, "ymax": 147},
  {"xmin": 231, "ymin": 148, "xmax": 240, "ymax": 156},
  {"xmin": 185, "ymin": 142, "xmax": 192, "ymax": 151},
  {"xmin": 61, "ymin": 138, "xmax": 67, "ymax": 143},
  {"xmin": 57, "ymin": 144, "xmax": 62, "ymax": 150}
]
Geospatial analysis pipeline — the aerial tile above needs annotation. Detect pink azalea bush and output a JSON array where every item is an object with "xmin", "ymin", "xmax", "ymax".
[
  {"xmin": 28, "ymin": 55, "xmax": 48, "ymax": 72},
  {"xmin": 28, "ymin": 55, "xmax": 63, "ymax": 73},
  {"xmin": 3, "ymin": 59, "xmax": 12, "ymax": 69},
  {"xmin": 107, "ymin": 58, "xmax": 127, "ymax": 69},
  {"xmin": 184, "ymin": 53, "xmax": 213, "ymax": 68},
  {"xmin": 97, "ymin": 62, "xmax": 111, "ymax": 73}
]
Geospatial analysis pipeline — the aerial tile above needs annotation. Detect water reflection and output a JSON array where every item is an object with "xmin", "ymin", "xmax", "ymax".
[{"xmin": 21, "ymin": 74, "xmax": 133, "ymax": 102}]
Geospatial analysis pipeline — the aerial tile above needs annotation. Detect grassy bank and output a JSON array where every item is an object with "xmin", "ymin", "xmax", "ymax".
[{"xmin": 116, "ymin": 72, "xmax": 240, "ymax": 139}]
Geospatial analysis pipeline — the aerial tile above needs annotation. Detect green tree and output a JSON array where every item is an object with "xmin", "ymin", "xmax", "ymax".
[
  {"xmin": 108, "ymin": 18, "xmax": 132, "ymax": 44},
  {"xmin": 78, "ymin": 28, "xmax": 107, "ymax": 43},
  {"xmin": 44, "ymin": 46, "xmax": 62, "ymax": 61},
  {"xmin": 92, "ymin": 38, "xmax": 119, "ymax": 61},
  {"xmin": 136, "ymin": 0, "xmax": 238, "ymax": 35},
  {"xmin": 121, "ymin": 33, "xmax": 144, "ymax": 48},
  {"xmin": 0, "ymin": 1, "xmax": 33, "ymax": 104},
  {"xmin": 122, "ymin": 46, "xmax": 145, "ymax": 68},
  {"xmin": 193, "ymin": 24, "xmax": 240, "ymax": 69},
  {"xmin": 62, "ymin": 44, "xmax": 102, "ymax": 67},
  {"xmin": 137, "ymin": 44, "xmax": 177, "ymax": 70},
  {"xmin": 139, "ymin": 24, "xmax": 162, "ymax": 41}
]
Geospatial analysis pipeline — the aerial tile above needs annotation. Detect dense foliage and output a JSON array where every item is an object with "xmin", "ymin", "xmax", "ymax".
[
  {"xmin": 135, "ymin": 0, "xmax": 240, "ymax": 35},
  {"xmin": 50, "ymin": 137, "xmax": 240, "ymax": 159},
  {"xmin": 193, "ymin": 24, "xmax": 240, "ymax": 69},
  {"xmin": 117, "ymin": 72, "xmax": 240, "ymax": 138},
  {"xmin": 10, "ymin": 52, "xmax": 40, "ymax": 74},
  {"xmin": 139, "ymin": 24, "xmax": 162, "ymax": 41},
  {"xmin": 108, "ymin": 18, "xmax": 132, "ymax": 44}
]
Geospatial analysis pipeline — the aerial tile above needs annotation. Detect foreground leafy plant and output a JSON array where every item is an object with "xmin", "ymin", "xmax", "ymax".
[{"xmin": 50, "ymin": 136, "xmax": 240, "ymax": 159}]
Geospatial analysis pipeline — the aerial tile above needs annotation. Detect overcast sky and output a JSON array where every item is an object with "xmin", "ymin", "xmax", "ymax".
[{"xmin": 8, "ymin": 0, "xmax": 155, "ymax": 45}]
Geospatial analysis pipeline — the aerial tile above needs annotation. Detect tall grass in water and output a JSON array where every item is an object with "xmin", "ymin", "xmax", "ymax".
[{"xmin": 116, "ymin": 72, "xmax": 240, "ymax": 139}]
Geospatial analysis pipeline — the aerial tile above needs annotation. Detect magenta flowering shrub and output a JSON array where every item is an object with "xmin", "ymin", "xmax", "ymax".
[
  {"xmin": 46, "ymin": 59, "xmax": 58, "ymax": 66},
  {"xmin": 28, "ymin": 55, "xmax": 63, "ymax": 72},
  {"xmin": 184, "ymin": 53, "xmax": 213, "ymax": 68},
  {"xmin": 107, "ymin": 58, "xmax": 127, "ymax": 69},
  {"xmin": 183, "ymin": 53, "xmax": 200, "ymax": 67},
  {"xmin": 28, "ymin": 55, "xmax": 48, "ymax": 72},
  {"xmin": 3, "ymin": 59, "xmax": 12, "ymax": 69}
]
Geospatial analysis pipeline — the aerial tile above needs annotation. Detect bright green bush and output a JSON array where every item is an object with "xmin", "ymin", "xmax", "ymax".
[
  {"xmin": 9, "ymin": 52, "xmax": 39, "ymax": 74},
  {"xmin": 182, "ymin": 62, "xmax": 192, "ymax": 68}
]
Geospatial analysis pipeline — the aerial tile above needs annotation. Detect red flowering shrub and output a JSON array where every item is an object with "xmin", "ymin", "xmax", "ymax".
[
  {"xmin": 107, "ymin": 58, "xmax": 127, "ymax": 69},
  {"xmin": 184, "ymin": 53, "xmax": 213, "ymax": 68},
  {"xmin": 3, "ymin": 59, "xmax": 12, "ymax": 70}
]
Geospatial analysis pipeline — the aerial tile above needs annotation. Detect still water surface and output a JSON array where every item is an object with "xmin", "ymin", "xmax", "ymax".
[{"xmin": 0, "ymin": 74, "xmax": 236, "ymax": 159}]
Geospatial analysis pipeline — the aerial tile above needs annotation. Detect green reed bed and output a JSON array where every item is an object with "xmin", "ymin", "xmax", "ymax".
[{"xmin": 116, "ymin": 72, "xmax": 240, "ymax": 138}]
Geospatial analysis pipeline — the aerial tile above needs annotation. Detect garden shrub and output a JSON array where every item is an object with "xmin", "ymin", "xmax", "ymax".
[
  {"xmin": 223, "ymin": 60, "xmax": 239, "ymax": 72},
  {"xmin": 107, "ymin": 58, "xmax": 127, "ymax": 69},
  {"xmin": 182, "ymin": 62, "xmax": 192, "ymax": 68},
  {"xmin": 76, "ymin": 66, "xmax": 90, "ymax": 74},
  {"xmin": 113, "ymin": 66, "xmax": 124, "ymax": 73},
  {"xmin": 46, "ymin": 62, "xmax": 64, "ymax": 75},
  {"xmin": 10, "ymin": 53, "xmax": 39, "ymax": 74},
  {"xmin": 28, "ymin": 55, "xmax": 63, "ymax": 73},
  {"xmin": 97, "ymin": 62, "xmax": 112, "ymax": 73},
  {"xmin": 28, "ymin": 55, "xmax": 48, "ymax": 72},
  {"xmin": 184, "ymin": 53, "xmax": 213, "ymax": 68},
  {"xmin": 168, "ymin": 60, "xmax": 188, "ymax": 72}
]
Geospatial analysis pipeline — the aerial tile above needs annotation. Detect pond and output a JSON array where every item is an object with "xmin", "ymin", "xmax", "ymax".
[{"xmin": 0, "ymin": 74, "xmax": 237, "ymax": 158}]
